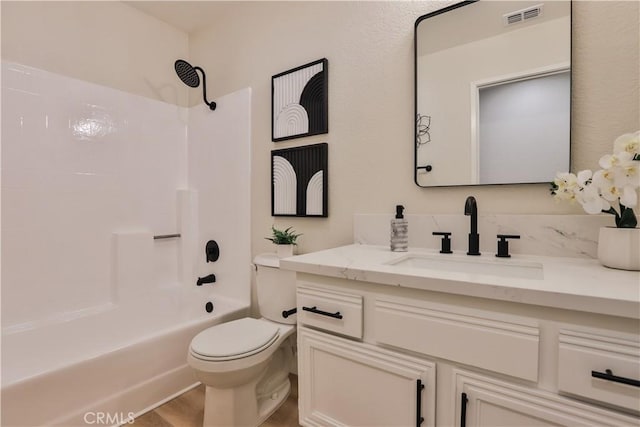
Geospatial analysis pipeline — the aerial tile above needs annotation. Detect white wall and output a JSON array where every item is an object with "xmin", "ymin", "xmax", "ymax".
[
  {"xmin": 188, "ymin": 1, "xmax": 639, "ymax": 258},
  {"xmin": 0, "ymin": 1, "xmax": 190, "ymax": 107}
]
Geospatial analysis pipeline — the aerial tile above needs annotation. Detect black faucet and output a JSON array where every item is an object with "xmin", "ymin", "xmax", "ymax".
[{"xmin": 464, "ymin": 196, "xmax": 480, "ymax": 255}]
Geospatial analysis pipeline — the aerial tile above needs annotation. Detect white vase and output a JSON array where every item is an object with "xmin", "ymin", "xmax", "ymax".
[
  {"xmin": 276, "ymin": 244, "xmax": 296, "ymax": 258},
  {"xmin": 597, "ymin": 227, "xmax": 640, "ymax": 271}
]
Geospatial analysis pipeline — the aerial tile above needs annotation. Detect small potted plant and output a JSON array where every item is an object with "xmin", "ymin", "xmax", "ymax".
[{"xmin": 266, "ymin": 226, "xmax": 302, "ymax": 258}]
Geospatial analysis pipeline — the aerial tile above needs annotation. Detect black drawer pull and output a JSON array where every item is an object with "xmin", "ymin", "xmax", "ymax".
[
  {"xmin": 302, "ymin": 306, "xmax": 343, "ymax": 319},
  {"xmin": 416, "ymin": 379, "xmax": 425, "ymax": 426},
  {"xmin": 460, "ymin": 392, "xmax": 468, "ymax": 427},
  {"xmin": 592, "ymin": 369, "xmax": 640, "ymax": 387}
]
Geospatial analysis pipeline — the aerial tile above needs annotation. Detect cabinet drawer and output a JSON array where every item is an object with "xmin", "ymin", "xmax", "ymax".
[
  {"xmin": 558, "ymin": 328, "xmax": 640, "ymax": 412},
  {"xmin": 374, "ymin": 296, "xmax": 539, "ymax": 381},
  {"xmin": 297, "ymin": 284, "xmax": 363, "ymax": 339},
  {"xmin": 454, "ymin": 369, "xmax": 639, "ymax": 426}
]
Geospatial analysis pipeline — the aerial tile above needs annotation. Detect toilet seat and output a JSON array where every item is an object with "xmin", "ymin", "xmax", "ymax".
[{"xmin": 190, "ymin": 318, "xmax": 280, "ymax": 362}]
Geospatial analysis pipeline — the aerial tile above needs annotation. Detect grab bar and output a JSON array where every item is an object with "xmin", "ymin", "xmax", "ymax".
[{"xmin": 153, "ymin": 233, "xmax": 181, "ymax": 240}]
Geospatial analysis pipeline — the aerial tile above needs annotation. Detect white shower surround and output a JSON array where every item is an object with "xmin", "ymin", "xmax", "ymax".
[{"xmin": 1, "ymin": 62, "xmax": 252, "ymax": 425}]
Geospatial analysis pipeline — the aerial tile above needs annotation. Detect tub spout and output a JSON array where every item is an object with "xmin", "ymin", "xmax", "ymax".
[{"xmin": 197, "ymin": 274, "xmax": 216, "ymax": 286}]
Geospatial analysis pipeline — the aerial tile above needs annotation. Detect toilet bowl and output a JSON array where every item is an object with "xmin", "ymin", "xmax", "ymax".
[{"xmin": 187, "ymin": 254, "xmax": 297, "ymax": 427}]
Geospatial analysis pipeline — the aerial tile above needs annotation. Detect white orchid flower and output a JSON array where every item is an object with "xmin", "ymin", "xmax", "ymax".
[
  {"xmin": 575, "ymin": 169, "xmax": 610, "ymax": 214},
  {"xmin": 613, "ymin": 131, "xmax": 640, "ymax": 157},
  {"xmin": 552, "ymin": 172, "xmax": 579, "ymax": 201},
  {"xmin": 620, "ymin": 186, "xmax": 638, "ymax": 208},
  {"xmin": 592, "ymin": 168, "xmax": 613, "ymax": 185},
  {"xmin": 600, "ymin": 184, "xmax": 622, "ymax": 203},
  {"xmin": 552, "ymin": 130, "xmax": 638, "ymax": 228},
  {"xmin": 599, "ymin": 152, "xmax": 624, "ymax": 169},
  {"xmin": 613, "ymin": 152, "xmax": 640, "ymax": 188},
  {"xmin": 576, "ymin": 169, "xmax": 592, "ymax": 186},
  {"xmin": 577, "ymin": 184, "xmax": 610, "ymax": 214},
  {"xmin": 592, "ymin": 169, "xmax": 622, "ymax": 203}
]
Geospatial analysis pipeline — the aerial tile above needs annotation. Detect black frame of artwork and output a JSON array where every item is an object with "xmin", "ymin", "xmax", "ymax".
[
  {"xmin": 271, "ymin": 143, "xmax": 328, "ymax": 217},
  {"xmin": 271, "ymin": 58, "xmax": 329, "ymax": 142}
]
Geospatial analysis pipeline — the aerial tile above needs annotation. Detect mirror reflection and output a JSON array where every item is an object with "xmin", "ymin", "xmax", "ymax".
[{"xmin": 415, "ymin": 1, "xmax": 571, "ymax": 187}]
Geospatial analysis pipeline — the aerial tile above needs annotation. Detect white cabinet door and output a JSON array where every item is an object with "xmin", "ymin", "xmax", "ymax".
[
  {"xmin": 453, "ymin": 370, "xmax": 639, "ymax": 427},
  {"xmin": 298, "ymin": 326, "xmax": 436, "ymax": 427}
]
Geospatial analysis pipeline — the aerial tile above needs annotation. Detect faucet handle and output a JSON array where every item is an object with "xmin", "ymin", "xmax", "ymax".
[
  {"xmin": 496, "ymin": 234, "xmax": 520, "ymax": 258},
  {"xmin": 433, "ymin": 232, "xmax": 453, "ymax": 254}
]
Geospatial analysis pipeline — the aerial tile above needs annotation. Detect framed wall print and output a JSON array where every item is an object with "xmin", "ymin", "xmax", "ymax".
[
  {"xmin": 272, "ymin": 58, "xmax": 328, "ymax": 142},
  {"xmin": 271, "ymin": 143, "xmax": 328, "ymax": 217}
]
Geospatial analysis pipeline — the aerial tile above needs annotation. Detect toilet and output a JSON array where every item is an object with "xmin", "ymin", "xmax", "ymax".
[{"xmin": 188, "ymin": 253, "xmax": 297, "ymax": 427}]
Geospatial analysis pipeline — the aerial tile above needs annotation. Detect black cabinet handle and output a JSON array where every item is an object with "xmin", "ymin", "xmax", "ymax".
[
  {"xmin": 460, "ymin": 392, "xmax": 468, "ymax": 427},
  {"xmin": 302, "ymin": 306, "xmax": 343, "ymax": 319},
  {"xmin": 281, "ymin": 308, "xmax": 297, "ymax": 319},
  {"xmin": 592, "ymin": 369, "xmax": 640, "ymax": 387},
  {"xmin": 416, "ymin": 379, "xmax": 425, "ymax": 426}
]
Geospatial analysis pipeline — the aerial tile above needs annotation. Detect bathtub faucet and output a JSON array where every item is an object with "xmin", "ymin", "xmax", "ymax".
[{"xmin": 197, "ymin": 274, "xmax": 216, "ymax": 286}]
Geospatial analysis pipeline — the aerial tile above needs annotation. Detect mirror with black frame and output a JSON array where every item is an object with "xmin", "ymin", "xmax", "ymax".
[{"xmin": 415, "ymin": 0, "xmax": 571, "ymax": 187}]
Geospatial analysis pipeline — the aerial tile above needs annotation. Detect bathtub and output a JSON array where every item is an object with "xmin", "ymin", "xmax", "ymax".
[{"xmin": 1, "ymin": 289, "xmax": 249, "ymax": 426}]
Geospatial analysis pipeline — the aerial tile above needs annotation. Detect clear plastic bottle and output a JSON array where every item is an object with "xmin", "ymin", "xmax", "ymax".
[{"xmin": 390, "ymin": 205, "xmax": 408, "ymax": 252}]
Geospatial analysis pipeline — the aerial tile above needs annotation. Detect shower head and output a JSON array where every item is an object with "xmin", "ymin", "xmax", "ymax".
[
  {"xmin": 175, "ymin": 59, "xmax": 200, "ymax": 88},
  {"xmin": 174, "ymin": 59, "xmax": 216, "ymax": 110}
]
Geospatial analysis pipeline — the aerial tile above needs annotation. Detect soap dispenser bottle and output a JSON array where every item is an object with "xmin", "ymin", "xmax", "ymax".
[{"xmin": 390, "ymin": 205, "xmax": 408, "ymax": 252}]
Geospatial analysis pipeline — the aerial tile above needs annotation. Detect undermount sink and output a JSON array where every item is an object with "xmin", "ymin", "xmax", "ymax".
[{"xmin": 387, "ymin": 253, "xmax": 544, "ymax": 280}]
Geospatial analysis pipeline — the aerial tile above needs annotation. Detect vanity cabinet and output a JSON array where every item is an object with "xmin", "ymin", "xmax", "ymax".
[
  {"xmin": 298, "ymin": 326, "xmax": 436, "ymax": 427},
  {"xmin": 294, "ymin": 274, "xmax": 640, "ymax": 427}
]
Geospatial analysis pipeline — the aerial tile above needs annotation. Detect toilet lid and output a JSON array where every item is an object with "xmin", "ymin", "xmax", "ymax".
[{"xmin": 190, "ymin": 318, "xmax": 280, "ymax": 361}]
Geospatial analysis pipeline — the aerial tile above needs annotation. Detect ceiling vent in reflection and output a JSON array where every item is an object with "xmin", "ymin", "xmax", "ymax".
[{"xmin": 504, "ymin": 4, "xmax": 543, "ymax": 26}]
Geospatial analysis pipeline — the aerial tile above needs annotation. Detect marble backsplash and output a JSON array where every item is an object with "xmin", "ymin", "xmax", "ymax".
[{"xmin": 354, "ymin": 214, "xmax": 619, "ymax": 259}]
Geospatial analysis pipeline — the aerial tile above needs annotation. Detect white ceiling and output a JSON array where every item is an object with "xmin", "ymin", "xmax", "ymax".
[{"xmin": 125, "ymin": 1, "xmax": 233, "ymax": 34}]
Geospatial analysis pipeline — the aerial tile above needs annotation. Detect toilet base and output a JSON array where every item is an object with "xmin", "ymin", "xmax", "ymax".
[
  {"xmin": 202, "ymin": 372, "xmax": 290, "ymax": 427},
  {"xmin": 200, "ymin": 340, "xmax": 294, "ymax": 427},
  {"xmin": 257, "ymin": 376, "xmax": 291, "ymax": 424}
]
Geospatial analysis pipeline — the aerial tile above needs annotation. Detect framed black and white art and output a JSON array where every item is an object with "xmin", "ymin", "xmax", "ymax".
[
  {"xmin": 272, "ymin": 58, "xmax": 328, "ymax": 142},
  {"xmin": 271, "ymin": 143, "xmax": 328, "ymax": 217}
]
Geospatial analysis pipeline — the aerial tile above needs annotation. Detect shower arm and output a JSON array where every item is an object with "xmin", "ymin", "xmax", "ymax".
[{"xmin": 194, "ymin": 66, "xmax": 216, "ymax": 111}]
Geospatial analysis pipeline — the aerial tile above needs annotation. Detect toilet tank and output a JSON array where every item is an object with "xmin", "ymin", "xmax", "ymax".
[{"xmin": 254, "ymin": 253, "xmax": 297, "ymax": 325}]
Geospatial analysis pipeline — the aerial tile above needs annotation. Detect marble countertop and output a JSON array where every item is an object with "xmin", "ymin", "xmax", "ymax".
[{"xmin": 279, "ymin": 244, "xmax": 640, "ymax": 319}]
